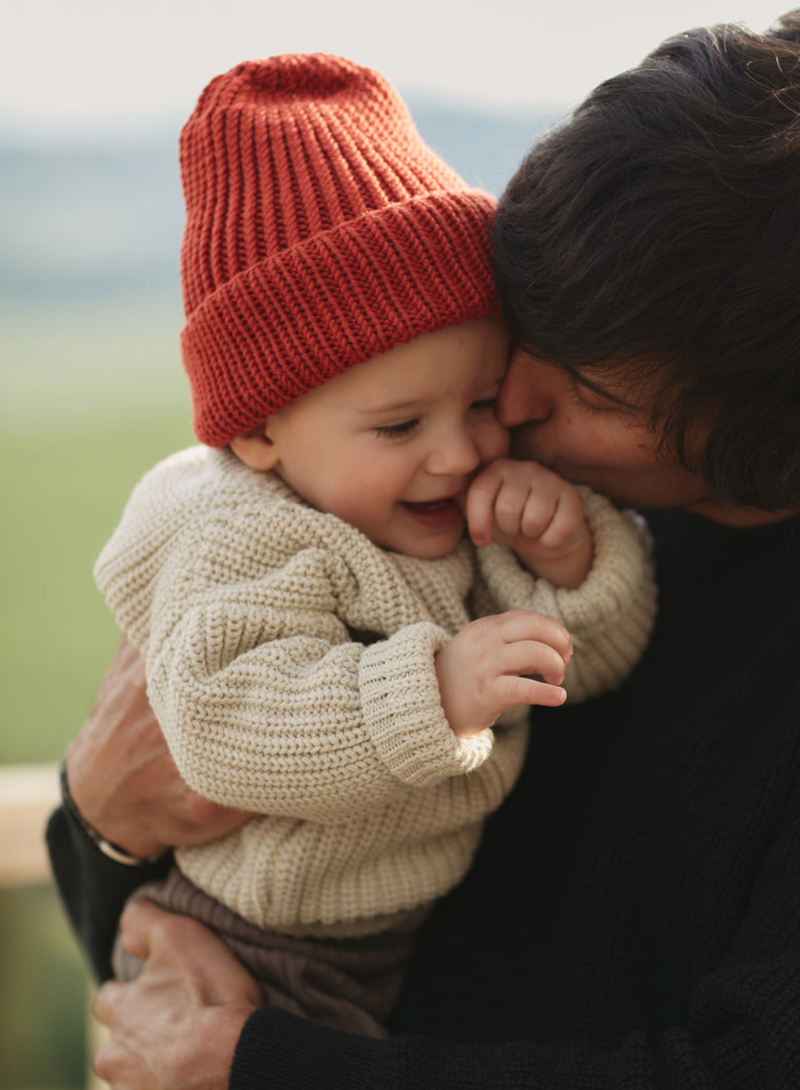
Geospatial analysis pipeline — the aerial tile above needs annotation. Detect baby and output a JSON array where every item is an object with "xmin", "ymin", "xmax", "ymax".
[{"xmin": 95, "ymin": 54, "xmax": 656, "ymax": 1037}]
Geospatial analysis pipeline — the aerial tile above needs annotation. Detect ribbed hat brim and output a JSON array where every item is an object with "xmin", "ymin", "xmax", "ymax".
[{"xmin": 182, "ymin": 188, "xmax": 498, "ymax": 447}]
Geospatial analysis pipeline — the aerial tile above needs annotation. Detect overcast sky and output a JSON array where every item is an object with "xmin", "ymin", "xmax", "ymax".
[{"xmin": 0, "ymin": 0, "xmax": 790, "ymax": 139}]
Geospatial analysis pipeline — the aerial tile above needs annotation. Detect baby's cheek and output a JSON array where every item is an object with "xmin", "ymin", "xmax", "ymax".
[{"xmin": 486, "ymin": 421, "xmax": 512, "ymax": 464}]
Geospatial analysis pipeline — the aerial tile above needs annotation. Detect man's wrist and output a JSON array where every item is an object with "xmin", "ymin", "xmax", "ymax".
[{"xmin": 59, "ymin": 760, "xmax": 165, "ymax": 867}]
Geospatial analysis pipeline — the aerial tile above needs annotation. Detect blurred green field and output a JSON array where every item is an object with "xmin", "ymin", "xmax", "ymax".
[
  {"xmin": 0, "ymin": 410, "xmax": 194, "ymax": 760},
  {"xmin": 1, "ymin": 300, "xmax": 193, "ymax": 763},
  {"xmin": 0, "ymin": 886, "xmax": 89, "ymax": 1090}
]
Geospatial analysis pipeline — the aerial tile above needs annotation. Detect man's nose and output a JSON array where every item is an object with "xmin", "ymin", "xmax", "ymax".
[{"xmin": 497, "ymin": 350, "xmax": 553, "ymax": 428}]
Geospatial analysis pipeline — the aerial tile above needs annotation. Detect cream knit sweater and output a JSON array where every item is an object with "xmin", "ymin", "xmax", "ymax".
[{"xmin": 95, "ymin": 447, "xmax": 656, "ymax": 938}]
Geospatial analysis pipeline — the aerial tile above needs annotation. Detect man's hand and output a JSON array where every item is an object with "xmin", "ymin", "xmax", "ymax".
[
  {"xmin": 66, "ymin": 636, "xmax": 251, "ymax": 859},
  {"xmin": 435, "ymin": 610, "xmax": 572, "ymax": 737},
  {"xmin": 93, "ymin": 899, "xmax": 260, "ymax": 1090},
  {"xmin": 467, "ymin": 458, "xmax": 593, "ymax": 588}
]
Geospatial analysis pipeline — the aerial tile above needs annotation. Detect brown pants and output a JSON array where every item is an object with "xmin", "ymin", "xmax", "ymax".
[{"xmin": 113, "ymin": 867, "xmax": 425, "ymax": 1038}]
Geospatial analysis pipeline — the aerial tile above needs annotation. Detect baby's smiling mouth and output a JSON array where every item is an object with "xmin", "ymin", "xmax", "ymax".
[
  {"xmin": 402, "ymin": 497, "xmax": 455, "ymax": 512},
  {"xmin": 399, "ymin": 495, "xmax": 465, "ymax": 527}
]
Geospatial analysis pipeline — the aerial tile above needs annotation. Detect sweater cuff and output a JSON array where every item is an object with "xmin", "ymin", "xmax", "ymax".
[
  {"xmin": 358, "ymin": 621, "xmax": 494, "ymax": 787},
  {"xmin": 231, "ymin": 1007, "xmax": 382, "ymax": 1090}
]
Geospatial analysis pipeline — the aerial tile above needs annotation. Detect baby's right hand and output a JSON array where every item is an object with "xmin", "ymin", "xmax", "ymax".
[{"xmin": 435, "ymin": 610, "xmax": 572, "ymax": 738}]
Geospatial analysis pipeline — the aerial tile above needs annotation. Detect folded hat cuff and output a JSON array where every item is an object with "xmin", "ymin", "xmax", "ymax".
[{"xmin": 181, "ymin": 188, "xmax": 499, "ymax": 447}]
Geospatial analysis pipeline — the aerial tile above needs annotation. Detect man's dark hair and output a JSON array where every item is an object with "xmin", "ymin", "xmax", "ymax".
[{"xmin": 494, "ymin": 10, "xmax": 800, "ymax": 509}]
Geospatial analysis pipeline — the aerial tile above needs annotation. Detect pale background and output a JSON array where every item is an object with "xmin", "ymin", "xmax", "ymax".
[{"xmin": 0, "ymin": 0, "xmax": 789, "ymax": 137}]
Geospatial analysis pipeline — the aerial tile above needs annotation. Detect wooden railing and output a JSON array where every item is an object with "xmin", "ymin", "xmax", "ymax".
[
  {"xmin": 0, "ymin": 762, "xmax": 105, "ymax": 1090},
  {"xmin": 0, "ymin": 762, "xmax": 60, "ymax": 886}
]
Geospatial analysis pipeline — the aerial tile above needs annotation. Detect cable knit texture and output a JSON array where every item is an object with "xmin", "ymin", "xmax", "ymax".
[
  {"xmin": 178, "ymin": 54, "xmax": 499, "ymax": 447},
  {"xmin": 95, "ymin": 447, "xmax": 656, "ymax": 935}
]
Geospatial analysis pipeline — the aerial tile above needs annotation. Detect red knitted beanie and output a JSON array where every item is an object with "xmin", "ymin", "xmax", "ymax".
[{"xmin": 179, "ymin": 53, "xmax": 499, "ymax": 447}]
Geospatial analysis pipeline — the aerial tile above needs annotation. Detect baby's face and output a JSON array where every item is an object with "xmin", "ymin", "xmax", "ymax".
[{"xmin": 262, "ymin": 317, "xmax": 510, "ymax": 558}]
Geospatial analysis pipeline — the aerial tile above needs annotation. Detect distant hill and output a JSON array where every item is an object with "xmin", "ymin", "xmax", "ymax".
[
  {"xmin": 0, "ymin": 139, "xmax": 183, "ymax": 302},
  {"xmin": 0, "ymin": 101, "xmax": 552, "ymax": 303}
]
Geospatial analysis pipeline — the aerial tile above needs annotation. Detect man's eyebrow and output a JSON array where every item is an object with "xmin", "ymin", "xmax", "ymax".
[{"xmin": 571, "ymin": 371, "xmax": 636, "ymax": 409}]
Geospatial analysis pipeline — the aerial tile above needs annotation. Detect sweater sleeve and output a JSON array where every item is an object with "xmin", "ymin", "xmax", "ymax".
[
  {"xmin": 229, "ymin": 784, "xmax": 800, "ymax": 1089},
  {"xmin": 96, "ymin": 468, "xmax": 493, "ymax": 823},
  {"xmin": 476, "ymin": 489, "xmax": 657, "ymax": 702},
  {"xmin": 148, "ymin": 599, "xmax": 492, "ymax": 822}
]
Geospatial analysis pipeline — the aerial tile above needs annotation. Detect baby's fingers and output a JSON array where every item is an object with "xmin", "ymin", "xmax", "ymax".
[
  {"xmin": 493, "ymin": 483, "xmax": 536, "ymax": 541},
  {"xmin": 532, "ymin": 486, "xmax": 586, "ymax": 552},
  {"xmin": 497, "ymin": 674, "xmax": 567, "ymax": 708},
  {"xmin": 497, "ymin": 609, "xmax": 573, "ymax": 664},
  {"xmin": 466, "ymin": 467, "xmax": 502, "ymax": 547},
  {"xmin": 499, "ymin": 638, "xmax": 568, "ymax": 687}
]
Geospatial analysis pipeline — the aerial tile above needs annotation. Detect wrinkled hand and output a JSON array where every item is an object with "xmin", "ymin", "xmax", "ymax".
[
  {"xmin": 66, "ymin": 636, "xmax": 251, "ymax": 859},
  {"xmin": 467, "ymin": 458, "xmax": 593, "ymax": 588},
  {"xmin": 93, "ymin": 899, "xmax": 260, "ymax": 1090},
  {"xmin": 435, "ymin": 609, "xmax": 572, "ymax": 737}
]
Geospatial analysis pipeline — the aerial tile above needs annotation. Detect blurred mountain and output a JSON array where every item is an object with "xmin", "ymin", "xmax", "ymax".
[
  {"xmin": 0, "ymin": 101, "xmax": 552, "ymax": 303},
  {"xmin": 0, "ymin": 139, "xmax": 183, "ymax": 302}
]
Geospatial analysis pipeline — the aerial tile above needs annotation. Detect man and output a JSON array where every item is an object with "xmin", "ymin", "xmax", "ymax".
[{"xmin": 48, "ymin": 10, "xmax": 800, "ymax": 1088}]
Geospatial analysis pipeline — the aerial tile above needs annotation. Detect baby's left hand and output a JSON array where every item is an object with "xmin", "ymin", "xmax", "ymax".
[{"xmin": 466, "ymin": 458, "xmax": 593, "ymax": 588}]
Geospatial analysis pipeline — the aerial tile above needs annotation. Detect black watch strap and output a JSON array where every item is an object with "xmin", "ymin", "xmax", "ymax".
[{"xmin": 59, "ymin": 760, "xmax": 163, "ymax": 867}]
